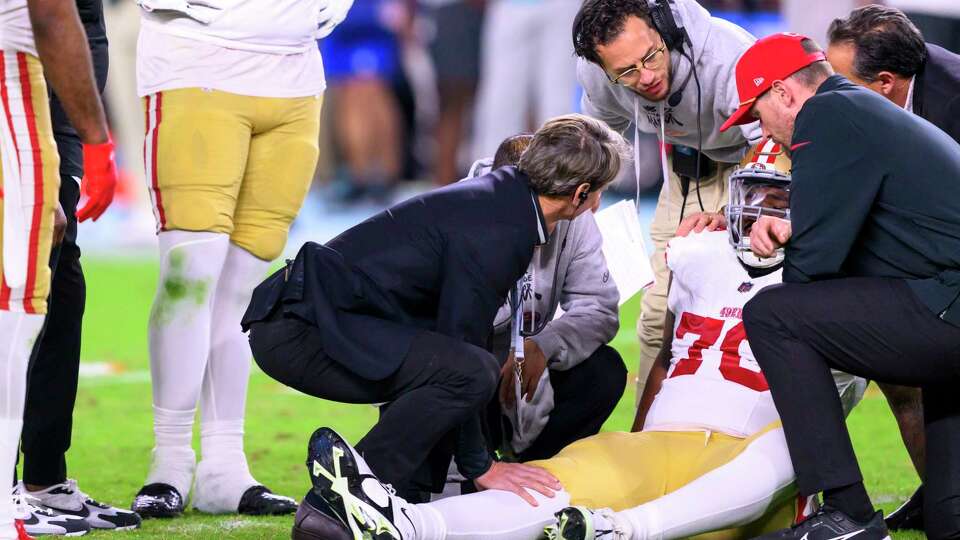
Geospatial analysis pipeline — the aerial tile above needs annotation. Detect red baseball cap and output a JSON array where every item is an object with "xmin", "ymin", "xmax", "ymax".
[{"xmin": 720, "ymin": 32, "xmax": 826, "ymax": 132}]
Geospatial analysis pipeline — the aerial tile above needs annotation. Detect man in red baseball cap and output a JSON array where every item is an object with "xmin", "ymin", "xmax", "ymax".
[
  {"xmin": 726, "ymin": 32, "xmax": 960, "ymax": 540},
  {"xmin": 720, "ymin": 32, "xmax": 830, "ymax": 139}
]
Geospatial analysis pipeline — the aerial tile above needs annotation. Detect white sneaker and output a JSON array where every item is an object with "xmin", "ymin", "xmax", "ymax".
[
  {"xmin": 12, "ymin": 491, "xmax": 89, "ymax": 537},
  {"xmin": 19, "ymin": 480, "xmax": 140, "ymax": 531},
  {"xmin": 305, "ymin": 427, "xmax": 417, "ymax": 540}
]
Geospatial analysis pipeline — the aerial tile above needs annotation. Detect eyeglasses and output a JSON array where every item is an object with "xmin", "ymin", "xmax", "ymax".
[{"xmin": 607, "ymin": 41, "xmax": 667, "ymax": 86}]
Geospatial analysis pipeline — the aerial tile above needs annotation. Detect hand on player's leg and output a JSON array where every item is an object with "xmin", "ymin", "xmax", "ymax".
[{"xmin": 474, "ymin": 462, "xmax": 562, "ymax": 507}]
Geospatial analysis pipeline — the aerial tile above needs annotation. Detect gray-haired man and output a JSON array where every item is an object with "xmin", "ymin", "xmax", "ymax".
[{"xmin": 244, "ymin": 115, "xmax": 630, "ymax": 535}]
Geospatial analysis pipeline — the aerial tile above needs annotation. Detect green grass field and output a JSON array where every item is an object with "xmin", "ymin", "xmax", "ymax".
[{"xmin": 59, "ymin": 258, "xmax": 925, "ymax": 539}]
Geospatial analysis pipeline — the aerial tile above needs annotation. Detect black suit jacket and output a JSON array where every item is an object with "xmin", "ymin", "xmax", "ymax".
[
  {"xmin": 914, "ymin": 43, "xmax": 960, "ymax": 143},
  {"xmin": 785, "ymin": 76, "xmax": 960, "ymax": 325},
  {"xmin": 242, "ymin": 167, "xmax": 548, "ymax": 380}
]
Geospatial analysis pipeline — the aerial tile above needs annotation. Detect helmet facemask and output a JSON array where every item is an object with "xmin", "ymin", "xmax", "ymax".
[{"xmin": 727, "ymin": 169, "xmax": 791, "ymax": 268}]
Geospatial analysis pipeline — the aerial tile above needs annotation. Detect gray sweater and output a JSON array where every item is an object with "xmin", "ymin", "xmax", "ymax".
[
  {"xmin": 492, "ymin": 211, "xmax": 620, "ymax": 371},
  {"xmin": 577, "ymin": 0, "xmax": 762, "ymax": 163}
]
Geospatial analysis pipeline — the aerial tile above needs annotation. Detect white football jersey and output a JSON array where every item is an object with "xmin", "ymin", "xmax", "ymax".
[
  {"xmin": 643, "ymin": 231, "xmax": 867, "ymax": 437},
  {"xmin": 0, "ymin": 0, "xmax": 35, "ymax": 57},
  {"xmin": 644, "ymin": 230, "xmax": 780, "ymax": 437},
  {"xmin": 137, "ymin": 0, "xmax": 326, "ymax": 98},
  {"xmin": 645, "ymin": 230, "xmax": 866, "ymax": 437}
]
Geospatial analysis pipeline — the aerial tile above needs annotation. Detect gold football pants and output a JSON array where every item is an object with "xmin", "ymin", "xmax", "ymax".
[
  {"xmin": 0, "ymin": 52, "xmax": 59, "ymax": 315},
  {"xmin": 142, "ymin": 88, "xmax": 321, "ymax": 260}
]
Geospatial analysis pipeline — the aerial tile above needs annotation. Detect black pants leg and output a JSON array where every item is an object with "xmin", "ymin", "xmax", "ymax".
[
  {"xmin": 249, "ymin": 315, "xmax": 499, "ymax": 488},
  {"xmin": 18, "ymin": 38, "xmax": 106, "ymax": 487},
  {"xmin": 743, "ymin": 278, "xmax": 960, "ymax": 538},
  {"xmin": 517, "ymin": 345, "xmax": 626, "ymax": 461},
  {"xmin": 21, "ymin": 178, "xmax": 84, "ymax": 487},
  {"xmin": 923, "ymin": 383, "xmax": 960, "ymax": 539}
]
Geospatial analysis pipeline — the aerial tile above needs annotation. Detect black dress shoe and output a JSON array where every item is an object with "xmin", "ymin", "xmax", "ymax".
[
  {"xmin": 885, "ymin": 485, "xmax": 923, "ymax": 531},
  {"xmin": 238, "ymin": 485, "xmax": 297, "ymax": 516},
  {"xmin": 130, "ymin": 483, "xmax": 184, "ymax": 519},
  {"xmin": 292, "ymin": 498, "xmax": 352, "ymax": 540}
]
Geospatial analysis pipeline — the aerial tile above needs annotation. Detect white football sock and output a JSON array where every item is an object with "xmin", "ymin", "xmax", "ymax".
[
  {"xmin": 193, "ymin": 244, "xmax": 269, "ymax": 513},
  {"xmin": 192, "ymin": 421, "xmax": 257, "ymax": 513},
  {"xmin": 145, "ymin": 405, "xmax": 196, "ymax": 498},
  {"xmin": 147, "ymin": 230, "xmax": 229, "ymax": 498},
  {"xmin": 617, "ymin": 427, "xmax": 796, "ymax": 540},
  {"xmin": 426, "ymin": 488, "xmax": 570, "ymax": 540},
  {"xmin": 0, "ymin": 311, "xmax": 44, "ymax": 537}
]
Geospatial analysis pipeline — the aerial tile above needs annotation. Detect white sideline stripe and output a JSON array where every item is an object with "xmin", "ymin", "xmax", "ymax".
[{"xmin": 78, "ymin": 362, "xmax": 150, "ymax": 385}]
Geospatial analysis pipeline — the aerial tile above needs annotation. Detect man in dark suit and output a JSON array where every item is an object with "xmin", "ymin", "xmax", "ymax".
[
  {"xmin": 720, "ymin": 33, "xmax": 960, "ymax": 540},
  {"xmin": 828, "ymin": 5, "xmax": 960, "ymax": 141},
  {"xmin": 242, "ymin": 114, "xmax": 628, "ymax": 533},
  {"xmin": 826, "ymin": 5, "xmax": 960, "ymax": 529}
]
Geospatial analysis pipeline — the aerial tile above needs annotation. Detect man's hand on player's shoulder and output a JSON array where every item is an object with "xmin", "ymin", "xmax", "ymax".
[
  {"xmin": 474, "ymin": 461, "xmax": 561, "ymax": 506},
  {"xmin": 676, "ymin": 211, "xmax": 725, "ymax": 237}
]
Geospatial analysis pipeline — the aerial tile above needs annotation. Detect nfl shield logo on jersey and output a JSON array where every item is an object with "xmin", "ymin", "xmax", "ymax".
[{"xmin": 737, "ymin": 281, "xmax": 754, "ymax": 293}]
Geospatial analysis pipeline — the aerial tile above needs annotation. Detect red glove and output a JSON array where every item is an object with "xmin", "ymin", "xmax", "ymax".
[{"xmin": 76, "ymin": 138, "xmax": 118, "ymax": 222}]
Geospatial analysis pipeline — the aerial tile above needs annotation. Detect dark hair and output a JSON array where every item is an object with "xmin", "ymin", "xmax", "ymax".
[
  {"xmin": 492, "ymin": 134, "xmax": 534, "ymax": 169},
  {"xmin": 519, "ymin": 114, "xmax": 629, "ymax": 197},
  {"xmin": 572, "ymin": 0, "xmax": 655, "ymax": 66},
  {"xmin": 789, "ymin": 38, "xmax": 834, "ymax": 88},
  {"xmin": 827, "ymin": 4, "xmax": 926, "ymax": 80}
]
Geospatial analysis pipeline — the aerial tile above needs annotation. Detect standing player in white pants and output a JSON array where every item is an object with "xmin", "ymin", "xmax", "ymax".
[
  {"xmin": 130, "ymin": 0, "xmax": 354, "ymax": 519},
  {"xmin": 0, "ymin": 0, "xmax": 117, "ymax": 538},
  {"xmin": 472, "ymin": 0, "xmax": 581, "ymax": 158}
]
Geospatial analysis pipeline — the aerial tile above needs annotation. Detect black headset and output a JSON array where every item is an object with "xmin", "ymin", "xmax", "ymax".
[
  {"xmin": 577, "ymin": 189, "xmax": 589, "ymax": 206},
  {"xmin": 647, "ymin": 0, "xmax": 706, "ymax": 222},
  {"xmin": 649, "ymin": 0, "xmax": 687, "ymax": 52}
]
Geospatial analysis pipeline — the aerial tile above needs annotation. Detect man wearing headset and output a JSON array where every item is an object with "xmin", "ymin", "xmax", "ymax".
[
  {"xmin": 246, "ymin": 115, "xmax": 630, "ymax": 536},
  {"xmin": 573, "ymin": 0, "xmax": 761, "ymax": 400}
]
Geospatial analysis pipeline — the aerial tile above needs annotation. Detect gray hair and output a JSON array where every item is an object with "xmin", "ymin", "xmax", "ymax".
[{"xmin": 519, "ymin": 114, "xmax": 630, "ymax": 197}]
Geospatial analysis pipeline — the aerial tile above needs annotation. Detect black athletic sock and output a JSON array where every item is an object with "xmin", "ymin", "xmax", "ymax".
[{"xmin": 824, "ymin": 483, "xmax": 875, "ymax": 523}]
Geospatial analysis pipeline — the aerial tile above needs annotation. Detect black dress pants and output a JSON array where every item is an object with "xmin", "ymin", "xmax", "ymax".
[
  {"xmin": 743, "ymin": 277, "xmax": 960, "ymax": 539},
  {"xmin": 249, "ymin": 313, "xmax": 499, "ymax": 489},
  {"xmin": 19, "ymin": 37, "xmax": 107, "ymax": 487},
  {"xmin": 514, "ymin": 345, "xmax": 626, "ymax": 461},
  {"xmin": 21, "ymin": 178, "xmax": 84, "ymax": 486}
]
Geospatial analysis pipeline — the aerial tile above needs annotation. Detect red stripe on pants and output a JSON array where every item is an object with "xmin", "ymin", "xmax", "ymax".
[
  {"xmin": 149, "ymin": 92, "xmax": 166, "ymax": 229},
  {"xmin": 17, "ymin": 52, "xmax": 43, "ymax": 314},
  {"xmin": 0, "ymin": 53, "xmax": 21, "ymax": 311}
]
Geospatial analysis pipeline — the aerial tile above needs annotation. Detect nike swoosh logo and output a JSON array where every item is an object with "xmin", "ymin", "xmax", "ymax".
[
  {"xmin": 45, "ymin": 504, "xmax": 90, "ymax": 518},
  {"xmin": 826, "ymin": 529, "xmax": 866, "ymax": 540}
]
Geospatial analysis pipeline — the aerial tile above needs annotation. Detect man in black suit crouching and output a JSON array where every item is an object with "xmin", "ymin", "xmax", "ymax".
[
  {"xmin": 827, "ymin": 6, "xmax": 960, "ymax": 529},
  {"xmin": 242, "ymin": 114, "xmax": 629, "ymax": 537}
]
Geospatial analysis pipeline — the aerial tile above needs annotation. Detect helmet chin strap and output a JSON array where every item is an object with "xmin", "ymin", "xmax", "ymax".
[{"xmin": 737, "ymin": 248, "xmax": 785, "ymax": 270}]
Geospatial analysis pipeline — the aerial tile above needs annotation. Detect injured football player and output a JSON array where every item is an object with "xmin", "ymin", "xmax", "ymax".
[{"xmin": 292, "ymin": 139, "xmax": 867, "ymax": 540}]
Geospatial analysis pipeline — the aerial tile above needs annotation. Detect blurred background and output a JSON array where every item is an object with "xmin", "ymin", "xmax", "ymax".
[{"xmin": 89, "ymin": 0, "xmax": 960, "ymax": 256}]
